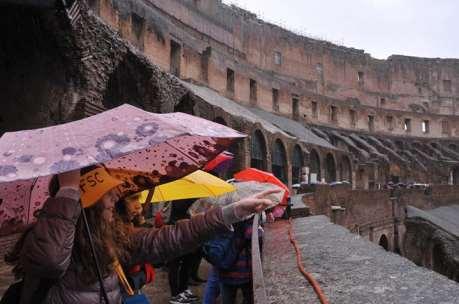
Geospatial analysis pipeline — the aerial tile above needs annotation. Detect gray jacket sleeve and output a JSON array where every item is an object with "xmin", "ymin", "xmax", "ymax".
[
  {"xmin": 130, "ymin": 206, "xmax": 231, "ymax": 265},
  {"xmin": 21, "ymin": 191, "xmax": 81, "ymax": 279}
]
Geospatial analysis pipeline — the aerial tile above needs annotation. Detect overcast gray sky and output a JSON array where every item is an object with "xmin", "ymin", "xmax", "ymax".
[{"xmin": 222, "ymin": 0, "xmax": 459, "ymax": 59}]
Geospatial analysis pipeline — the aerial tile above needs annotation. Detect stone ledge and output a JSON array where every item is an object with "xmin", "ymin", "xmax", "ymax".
[{"xmin": 262, "ymin": 216, "xmax": 459, "ymax": 304}]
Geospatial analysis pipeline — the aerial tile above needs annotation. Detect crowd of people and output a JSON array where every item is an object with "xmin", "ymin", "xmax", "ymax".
[{"xmin": 1, "ymin": 157, "xmax": 287, "ymax": 304}]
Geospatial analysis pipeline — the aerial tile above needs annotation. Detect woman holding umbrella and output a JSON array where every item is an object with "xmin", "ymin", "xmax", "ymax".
[{"xmin": 10, "ymin": 166, "xmax": 279, "ymax": 304}]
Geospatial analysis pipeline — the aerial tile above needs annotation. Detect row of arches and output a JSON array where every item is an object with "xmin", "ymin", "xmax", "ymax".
[
  {"xmin": 251, "ymin": 130, "xmax": 295, "ymax": 185},
  {"xmin": 249, "ymin": 128, "xmax": 352, "ymax": 185},
  {"xmin": 309, "ymin": 150, "xmax": 352, "ymax": 184},
  {"xmin": 212, "ymin": 116, "xmax": 355, "ymax": 186}
]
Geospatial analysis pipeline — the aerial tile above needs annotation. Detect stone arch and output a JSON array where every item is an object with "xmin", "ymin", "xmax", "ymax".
[
  {"xmin": 356, "ymin": 168, "xmax": 367, "ymax": 189},
  {"xmin": 272, "ymin": 139, "xmax": 288, "ymax": 184},
  {"xmin": 251, "ymin": 130, "xmax": 267, "ymax": 170},
  {"xmin": 379, "ymin": 234, "xmax": 389, "ymax": 251},
  {"xmin": 450, "ymin": 167, "xmax": 459, "ymax": 185},
  {"xmin": 292, "ymin": 145, "xmax": 304, "ymax": 185},
  {"xmin": 103, "ymin": 53, "xmax": 158, "ymax": 111},
  {"xmin": 432, "ymin": 244, "xmax": 446, "ymax": 275},
  {"xmin": 449, "ymin": 144, "xmax": 457, "ymax": 151},
  {"xmin": 174, "ymin": 93, "xmax": 195, "ymax": 115},
  {"xmin": 325, "ymin": 153, "xmax": 337, "ymax": 183},
  {"xmin": 309, "ymin": 149, "xmax": 321, "ymax": 183},
  {"xmin": 339, "ymin": 155, "xmax": 352, "ymax": 183},
  {"xmin": 213, "ymin": 116, "xmax": 227, "ymax": 126}
]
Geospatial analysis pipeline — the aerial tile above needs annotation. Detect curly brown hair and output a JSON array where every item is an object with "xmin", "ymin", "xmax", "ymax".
[
  {"xmin": 7, "ymin": 172, "xmax": 136, "ymax": 285},
  {"xmin": 72, "ymin": 201, "xmax": 135, "ymax": 285}
]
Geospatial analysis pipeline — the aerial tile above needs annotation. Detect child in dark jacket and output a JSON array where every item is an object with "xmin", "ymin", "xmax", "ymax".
[{"xmin": 218, "ymin": 219, "xmax": 257, "ymax": 304}]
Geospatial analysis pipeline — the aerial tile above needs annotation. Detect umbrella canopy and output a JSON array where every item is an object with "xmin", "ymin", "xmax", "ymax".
[
  {"xmin": 189, "ymin": 181, "xmax": 285, "ymax": 215},
  {"xmin": 139, "ymin": 170, "xmax": 236, "ymax": 203},
  {"xmin": 234, "ymin": 168, "xmax": 289, "ymax": 205},
  {"xmin": 203, "ymin": 151, "xmax": 234, "ymax": 173},
  {"xmin": 0, "ymin": 104, "xmax": 245, "ymax": 235}
]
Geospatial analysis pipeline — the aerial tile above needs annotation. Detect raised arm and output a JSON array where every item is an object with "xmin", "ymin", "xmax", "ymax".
[
  {"xmin": 21, "ymin": 171, "xmax": 81, "ymax": 278},
  {"xmin": 130, "ymin": 189, "xmax": 281, "ymax": 265},
  {"xmin": 131, "ymin": 206, "xmax": 228, "ymax": 264}
]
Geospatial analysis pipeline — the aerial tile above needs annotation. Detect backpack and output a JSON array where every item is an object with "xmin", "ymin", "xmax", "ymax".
[
  {"xmin": 202, "ymin": 223, "xmax": 247, "ymax": 270},
  {"xmin": 202, "ymin": 231, "xmax": 240, "ymax": 270}
]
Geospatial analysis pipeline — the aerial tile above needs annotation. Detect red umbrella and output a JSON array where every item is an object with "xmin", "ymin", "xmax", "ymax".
[
  {"xmin": 0, "ymin": 104, "xmax": 245, "ymax": 235},
  {"xmin": 203, "ymin": 151, "xmax": 234, "ymax": 173},
  {"xmin": 234, "ymin": 168, "xmax": 289, "ymax": 205}
]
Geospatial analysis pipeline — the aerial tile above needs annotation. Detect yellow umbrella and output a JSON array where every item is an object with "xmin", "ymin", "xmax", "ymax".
[{"xmin": 140, "ymin": 170, "xmax": 236, "ymax": 203}]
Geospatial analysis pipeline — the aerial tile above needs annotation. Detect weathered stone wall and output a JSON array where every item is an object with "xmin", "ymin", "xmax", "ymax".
[
  {"xmin": 90, "ymin": 0, "xmax": 459, "ymax": 138},
  {"xmin": 0, "ymin": 6, "xmax": 82, "ymax": 133},
  {"xmin": 0, "ymin": 1, "xmax": 188, "ymax": 136},
  {"xmin": 302, "ymin": 184, "xmax": 459, "ymax": 255},
  {"xmin": 404, "ymin": 216, "xmax": 459, "ymax": 282},
  {"xmin": 263, "ymin": 216, "xmax": 459, "ymax": 304},
  {"xmin": 81, "ymin": 0, "xmax": 459, "ymax": 190}
]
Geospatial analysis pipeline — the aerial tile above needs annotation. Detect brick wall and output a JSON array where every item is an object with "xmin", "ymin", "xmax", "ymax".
[{"xmin": 304, "ymin": 184, "xmax": 459, "ymax": 230}]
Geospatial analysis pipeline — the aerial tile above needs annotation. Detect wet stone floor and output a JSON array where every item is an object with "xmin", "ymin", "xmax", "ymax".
[{"xmin": 262, "ymin": 216, "xmax": 459, "ymax": 304}]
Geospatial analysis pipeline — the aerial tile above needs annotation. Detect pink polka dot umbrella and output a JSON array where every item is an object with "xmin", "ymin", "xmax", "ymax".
[{"xmin": 0, "ymin": 104, "xmax": 245, "ymax": 235}]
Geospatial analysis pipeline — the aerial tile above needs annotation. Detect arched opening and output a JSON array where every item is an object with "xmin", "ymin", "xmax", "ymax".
[
  {"xmin": 389, "ymin": 164, "xmax": 401, "ymax": 184},
  {"xmin": 104, "ymin": 53, "xmax": 157, "ymax": 111},
  {"xmin": 174, "ymin": 94, "xmax": 195, "ymax": 115},
  {"xmin": 213, "ymin": 116, "xmax": 227, "ymax": 126},
  {"xmin": 325, "ymin": 153, "xmax": 336, "ymax": 183},
  {"xmin": 339, "ymin": 155, "xmax": 352, "ymax": 183},
  {"xmin": 379, "ymin": 234, "xmax": 389, "ymax": 251},
  {"xmin": 0, "ymin": 6, "xmax": 82, "ymax": 132},
  {"xmin": 433, "ymin": 244, "xmax": 446, "ymax": 275},
  {"xmin": 449, "ymin": 144, "xmax": 457, "ymax": 151},
  {"xmin": 251, "ymin": 130, "xmax": 267, "ymax": 170},
  {"xmin": 356, "ymin": 168, "xmax": 367, "ymax": 189},
  {"xmin": 309, "ymin": 149, "xmax": 321, "ymax": 183},
  {"xmin": 272, "ymin": 139, "xmax": 288, "ymax": 184},
  {"xmin": 292, "ymin": 145, "xmax": 304, "ymax": 185},
  {"xmin": 450, "ymin": 167, "xmax": 459, "ymax": 185}
]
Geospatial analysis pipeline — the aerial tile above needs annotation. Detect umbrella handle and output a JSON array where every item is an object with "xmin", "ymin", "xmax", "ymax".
[
  {"xmin": 81, "ymin": 204, "xmax": 111, "ymax": 304},
  {"xmin": 144, "ymin": 189, "xmax": 154, "ymax": 204}
]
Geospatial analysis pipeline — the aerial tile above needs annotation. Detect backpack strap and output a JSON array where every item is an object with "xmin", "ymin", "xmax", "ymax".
[{"xmin": 113, "ymin": 259, "xmax": 135, "ymax": 296}]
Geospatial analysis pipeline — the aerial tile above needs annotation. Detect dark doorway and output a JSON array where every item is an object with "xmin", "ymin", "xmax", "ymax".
[
  {"xmin": 433, "ymin": 244, "xmax": 446, "ymax": 275},
  {"xmin": 251, "ymin": 130, "xmax": 267, "ymax": 170},
  {"xmin": 292, "ymin": 145, "xmax": 303, "ymax": 185},
  {"xmin": 250, "ymin": 79, "xmax": 257, "ymax": 104},
  {"xmin": 226, "ymin": 68, "xmax": 235, "ymax": 94},
  {"xmin": 170, "ymin": 40, "xmax": 181, "ymax": 77},
  {"xmin": 272, "ymin": 139, "xmax": 288, "ymax": 184},
  {"xmin": 379, "ymin": 235, "xmax": 389, "ymax": 251},
  {"xmin": 213, "ymin": 117, "xmax": 227, "ymax": 126},
  {"xmin": 451, "ymin": 167, "xmax": 459, "ymax": 185},
  {"xmin": 325, "ymin": 153, "xmax": 336, "ymax": 183},
  {"xmin": 309, "ymin": 149, "xmax": 321, "ymax": 183},
  {"xmin": 292, "ymin": 96, "xmax": 299, "ymax": 120}
]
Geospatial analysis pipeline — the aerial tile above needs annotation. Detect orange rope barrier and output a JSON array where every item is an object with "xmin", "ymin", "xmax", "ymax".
[{"xmin": 288, "ymin": 218, "xmax": 330, "ymax": 304}]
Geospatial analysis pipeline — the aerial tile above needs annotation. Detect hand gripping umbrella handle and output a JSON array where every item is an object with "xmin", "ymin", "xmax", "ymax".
[{"xmin": 80, "ymin": 204, "xmax": 111, "ymax": 304}]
